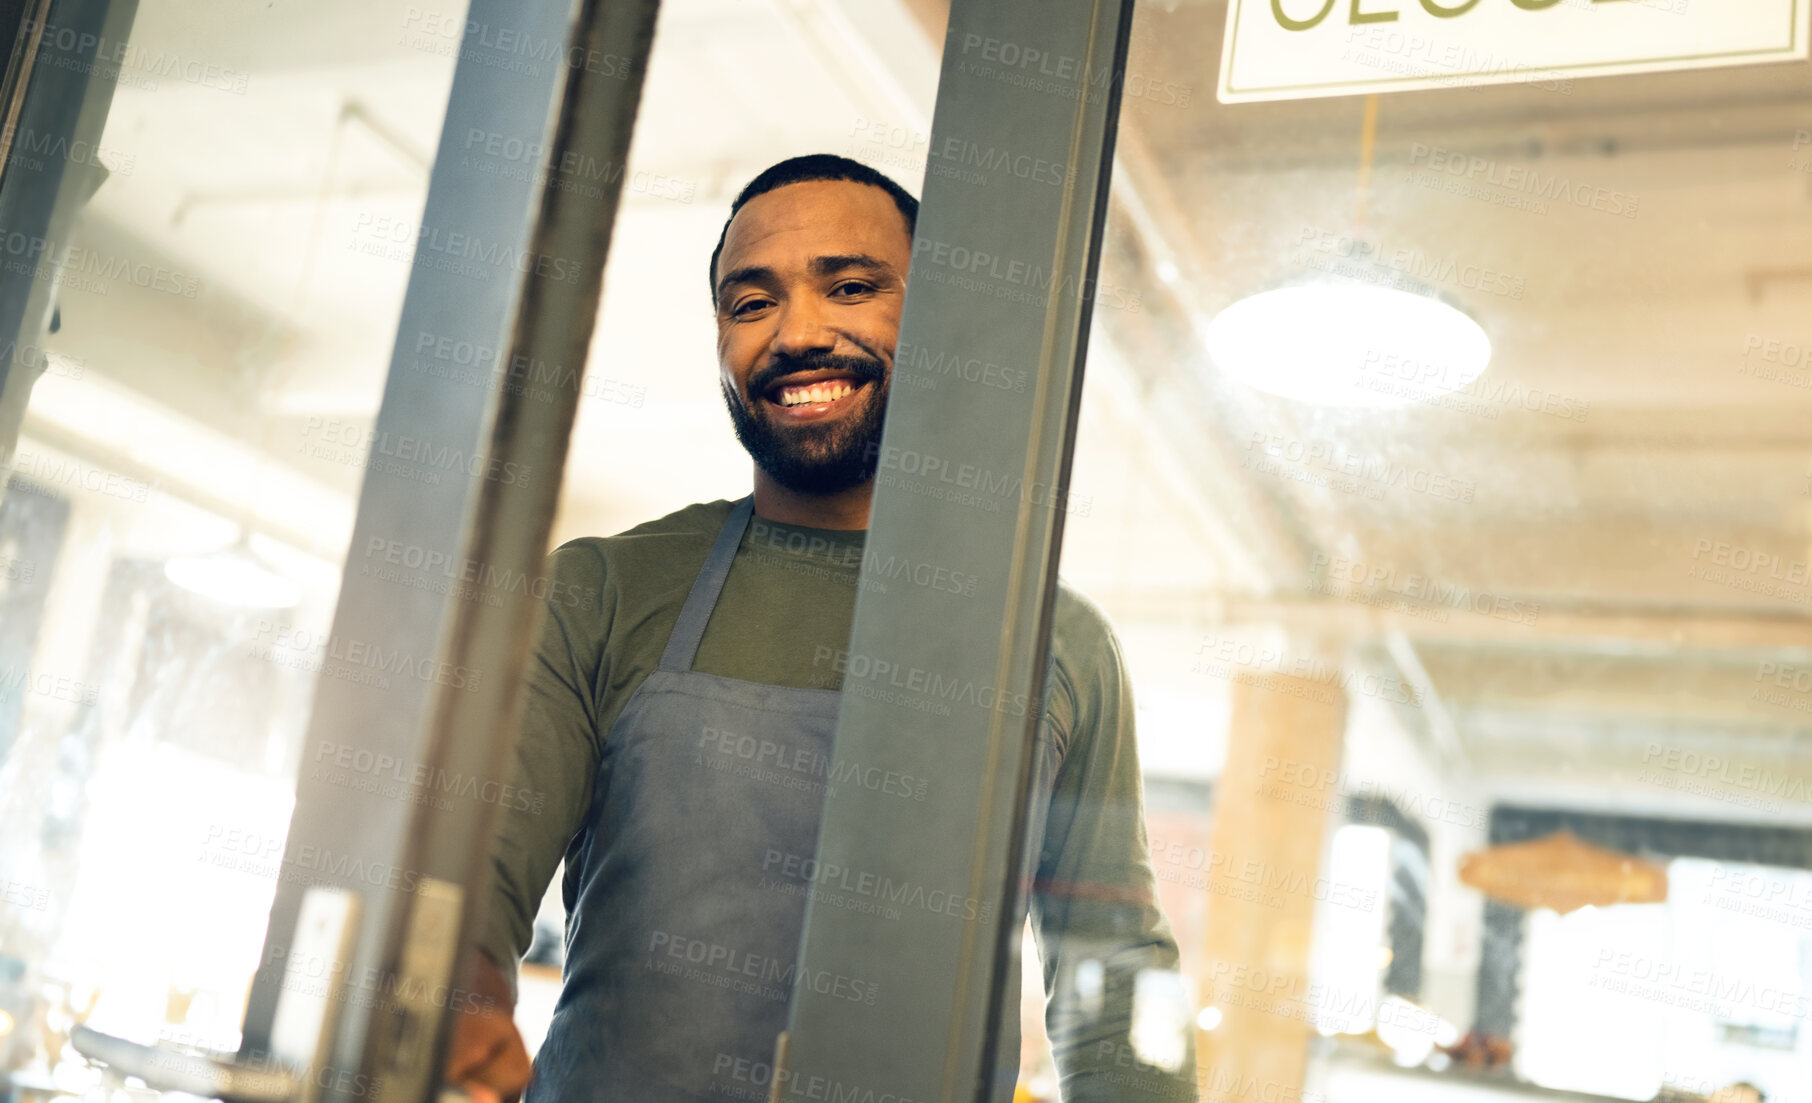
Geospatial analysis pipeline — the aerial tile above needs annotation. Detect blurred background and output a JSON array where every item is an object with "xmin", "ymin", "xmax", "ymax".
[{"xmin": 2, "ymin": 0, "xmax": 1811, "ymax": 1101}]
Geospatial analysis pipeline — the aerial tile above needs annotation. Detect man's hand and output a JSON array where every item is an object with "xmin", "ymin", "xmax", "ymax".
[{"xmin": 444, "ymin": 950, "xmax": 532, "ymax": 1103}]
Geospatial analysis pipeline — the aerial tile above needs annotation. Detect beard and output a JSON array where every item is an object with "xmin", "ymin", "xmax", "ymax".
[{"xmin": 722, "ymin": 349, "xmax": 889, "ymax": 495}]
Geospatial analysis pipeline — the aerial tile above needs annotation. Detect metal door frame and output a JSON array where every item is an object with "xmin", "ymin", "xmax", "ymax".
[
  {"xmin": 778, "ymin": 2, "xmax": 1136, "ymax": 1098},
  {"xmin": 231, "ymin": 2, "xmax": 662, "ymax": 1100}
]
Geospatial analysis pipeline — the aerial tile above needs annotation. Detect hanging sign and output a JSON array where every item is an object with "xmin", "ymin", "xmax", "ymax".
[{"xmin": 1219, "ymin": 0, "xmax": 1807, "ymax": 102}]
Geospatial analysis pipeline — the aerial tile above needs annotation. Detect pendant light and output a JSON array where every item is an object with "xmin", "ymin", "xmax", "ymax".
[{"xmin": 1205, "ymin": 96, "xmax": 1492, "ymax": 408}]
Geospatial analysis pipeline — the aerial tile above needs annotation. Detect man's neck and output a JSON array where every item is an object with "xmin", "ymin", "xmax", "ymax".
[{"xmin": 751, "ymin": 472, "xmax": 872, "ymax": 530}]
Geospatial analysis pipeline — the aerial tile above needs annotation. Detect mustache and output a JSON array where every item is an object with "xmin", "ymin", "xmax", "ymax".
[{"xmin": 747, "ymin": 349, "xmax": 887, "ymax": 397}]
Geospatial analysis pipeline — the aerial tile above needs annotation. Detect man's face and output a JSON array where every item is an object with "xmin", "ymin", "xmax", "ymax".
[{"xmin": 714, "ymin": 179, "xmax": 911, "ymax": 496}]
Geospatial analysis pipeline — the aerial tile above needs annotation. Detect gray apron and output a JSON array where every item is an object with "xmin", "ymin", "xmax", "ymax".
[{"xmin": 530, "ymin": 497, "xmax": 1041, "ymax": 1101}]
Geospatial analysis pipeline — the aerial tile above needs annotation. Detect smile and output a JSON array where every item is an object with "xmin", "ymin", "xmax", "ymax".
[
  {"xmin": 762, "ymin": 374, "xmax": 869, "ymax": 415},
  {"xmin": 776, "ymin": 380, "xmax": 856, "ymax": 407}
]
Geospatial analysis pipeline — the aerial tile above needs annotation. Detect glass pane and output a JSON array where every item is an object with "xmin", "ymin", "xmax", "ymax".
[
  {"xmin": 0, "ymin": 0, "xmax": 464, "ymax": 1088},
  {"xmin": 17, "ymin": 0, "xmax": 1805, "ymax": 1099},
  {"xmin": 1091, "ymin": 7, "xmax": 1812, "ymax": 1103}
]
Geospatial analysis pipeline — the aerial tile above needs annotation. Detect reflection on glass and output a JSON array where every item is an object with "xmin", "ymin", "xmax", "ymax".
[
  {"xmin": 1, "ymin": 0, "xmax": 1808, "ymax": 1098},
  {"xmin": 1084, "ymin": 4, "xmax": 1812, "ymax": 1102},
  {"xmin": 0, "ymin": 0, "xmax": 463, "ymax": 1087}
]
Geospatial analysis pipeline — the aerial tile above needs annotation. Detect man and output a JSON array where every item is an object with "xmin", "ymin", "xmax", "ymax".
[{"xmin": 444, "ymin": 154, "xmax": 1195, "ymax": 1102}]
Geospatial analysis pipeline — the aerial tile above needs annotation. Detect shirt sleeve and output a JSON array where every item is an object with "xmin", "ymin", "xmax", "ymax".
[
  {"xmin": 474, "ymin": 542, "xmax": 610, "ymax": 1004},
  {"xmin": 1030, "ymin": 587, "xmax": 1199, "ymax": 1103}
]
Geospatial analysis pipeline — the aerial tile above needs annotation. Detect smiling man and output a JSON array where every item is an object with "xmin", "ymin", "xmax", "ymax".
[{"xmin": 445, "ymin": 154, "xmax": 1196, "ymax": 1103}]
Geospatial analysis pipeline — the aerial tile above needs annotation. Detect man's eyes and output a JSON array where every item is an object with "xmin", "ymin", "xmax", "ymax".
[{"xmin": 728, "ymin": 281, "xmax": 876, "ymax": 317}]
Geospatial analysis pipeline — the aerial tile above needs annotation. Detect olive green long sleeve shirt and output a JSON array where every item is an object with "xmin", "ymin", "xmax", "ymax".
[{"xmin": 480, "ymin": 498, "xmax": 1196, "ymax": 1102}]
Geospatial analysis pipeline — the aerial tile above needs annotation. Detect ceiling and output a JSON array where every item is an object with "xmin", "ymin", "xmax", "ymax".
[
  {"xmin": 19, "ymin": 0, "xmax": 1812, "ymax": 825},
  {"xmin": 1094, "ymin": 0, "xmax": 1812, "ymax": 819}
]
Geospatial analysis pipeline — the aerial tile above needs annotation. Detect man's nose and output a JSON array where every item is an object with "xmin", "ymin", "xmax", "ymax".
[{"xmin": 770, "ymin": 299, "xmax": 837, "ymax": 357}]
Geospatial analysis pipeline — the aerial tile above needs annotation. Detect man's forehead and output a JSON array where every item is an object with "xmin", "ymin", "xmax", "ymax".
[{"xmin": 721, "ymin": 180, "xmax": 909, "ymax": 264}]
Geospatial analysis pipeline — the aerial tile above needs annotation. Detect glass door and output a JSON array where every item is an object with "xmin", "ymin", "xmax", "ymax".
[{"xmin": 0, "ymin": 0, "xmax": 470, "ymax": 1090}]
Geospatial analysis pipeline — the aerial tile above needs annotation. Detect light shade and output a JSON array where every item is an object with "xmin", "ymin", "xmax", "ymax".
[
  {"xmin": 1203, "ymin": 279, "xmax": 1491, "ymax": 407},
  {"xmin": 1458, "ymin": 830, "xmax": 1668, "ymax": 914}
]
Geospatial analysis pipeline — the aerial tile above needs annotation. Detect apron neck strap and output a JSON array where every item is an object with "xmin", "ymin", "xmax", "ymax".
[{"xmin": 659, "ymin": 495, "xmax": 755, "ymax": 672}]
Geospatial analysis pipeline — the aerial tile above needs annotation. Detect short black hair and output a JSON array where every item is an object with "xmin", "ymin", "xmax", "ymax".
[{"xmin": 709, "ymin": 154, "xmax": 919, "ymax": 304}]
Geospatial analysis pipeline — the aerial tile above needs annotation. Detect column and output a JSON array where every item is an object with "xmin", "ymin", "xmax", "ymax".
[{"xmin": 1197, "ymin": 638, "xmax": 1349, "ymax": 1103}]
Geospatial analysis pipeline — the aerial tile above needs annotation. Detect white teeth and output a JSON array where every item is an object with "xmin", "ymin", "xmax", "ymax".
[{"xmin": 777, "ymin": 380, "xmax": 855, "ymax": 407}]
